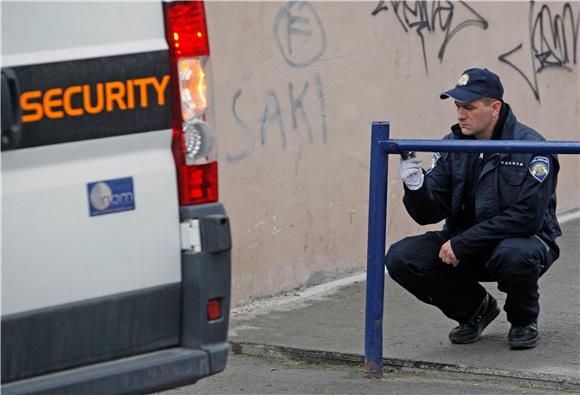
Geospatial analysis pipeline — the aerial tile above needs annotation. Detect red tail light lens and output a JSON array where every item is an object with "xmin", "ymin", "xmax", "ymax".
[
  {"xmin": 176, "ymin": 159, "xmax": 218, "ymax": 204},
  {"xmin": 165, "ymin": 1, "xmax": 210, "ymax": 57},
  {"xmin": 207, "ymin": 298, "xmax": 222, "ymax": 321}
]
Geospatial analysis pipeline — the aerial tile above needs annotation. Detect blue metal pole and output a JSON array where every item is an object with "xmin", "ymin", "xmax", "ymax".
[
  {"xmin": 381, "ymin": 139, "xmax": 580, "ymax": 155},
  {"xmin": 365, "ymin": 122, "xmax": 389, "ymax": 378}
]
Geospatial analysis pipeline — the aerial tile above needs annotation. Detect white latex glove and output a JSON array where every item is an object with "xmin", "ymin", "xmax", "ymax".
[{"xmin": 400, "ymin": 156, "xmax": 424, "ymax": 190}]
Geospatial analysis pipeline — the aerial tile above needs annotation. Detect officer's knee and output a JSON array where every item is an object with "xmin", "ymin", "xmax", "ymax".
[
  {"xmin": 487, "ymin": 239, "xmax": 542, "ymax": 278},
  {"xmin": 385, "ymin": 240, "xmax": 408, "ymax": 278}
]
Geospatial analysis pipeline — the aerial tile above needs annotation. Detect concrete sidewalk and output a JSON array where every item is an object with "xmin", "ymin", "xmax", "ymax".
[{"xmin": 229, "ymin": 218, "xmax": 579, "ymax": 391}]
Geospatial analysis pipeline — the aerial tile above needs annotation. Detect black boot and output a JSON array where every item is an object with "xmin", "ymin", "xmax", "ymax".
[
  {"xmin": 449, "ymin": 293, "xmax": 500, "ymax": 344},
  {"xmin": 508, "ymin": 321, "xmax": 539, "ymax": 349}
]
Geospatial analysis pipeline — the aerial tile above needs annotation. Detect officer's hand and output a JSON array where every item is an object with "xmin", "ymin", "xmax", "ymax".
[
  {"xmin": 439, "ymin": 240, "xmax": 459, "ymax": 266},
  {"xmin": 400, "ymin": 156, "xmax": 424, "ymax": 190}
]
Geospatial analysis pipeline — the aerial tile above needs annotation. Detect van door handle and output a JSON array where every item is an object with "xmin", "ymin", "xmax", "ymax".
[{"xmin": 1, "ymin": 68, "xmax": 23, "ymax": 150}]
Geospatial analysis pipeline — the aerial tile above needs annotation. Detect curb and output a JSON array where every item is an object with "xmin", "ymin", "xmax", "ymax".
[{"xmin": 230, "ymin": 341, "xmax": 580, "ymax": 392}]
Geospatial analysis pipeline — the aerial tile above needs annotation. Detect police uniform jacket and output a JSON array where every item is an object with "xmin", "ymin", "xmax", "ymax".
[{"xmin": 403, "ymin": 103, "xmax": 561, "ymax": 261}]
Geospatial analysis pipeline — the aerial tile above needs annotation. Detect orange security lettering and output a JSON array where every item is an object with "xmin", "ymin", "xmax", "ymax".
[
  {"xmin": 20, "ymin": 75, "xmax": 170, "ymax": 123},
  {"xmin": 20, "ymin": 91, "xmax": 43, "ymax": 122},
  {"xmin": 105, "ymin": 81, "xmax": 127, "ymax": 112},
  {"xmin": 83, "ymin": 83, "xmax": 105, "ymax": 114},
  {"xmin": 126, "ymin": 80, "xmax": 135, "ymax": 109},
  {"xmin": 43, "ymin": 88, "xmax": 64, "ymax": 119},
  {"xmin": 63, "ymin": 86, "xmax": 84, "ymax": 117},
  {"xmin": 152, "ymin": 76, "xmax": 170, "ymax": 106},
  {"xmin": 132, "ymin": 78, "xmax": 151, "ymax": 108}
]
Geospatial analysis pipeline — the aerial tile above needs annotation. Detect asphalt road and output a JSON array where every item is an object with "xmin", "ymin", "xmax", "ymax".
[{"xmin": 159, "ymin": 353, "xmax": 570, "ymax": 394}]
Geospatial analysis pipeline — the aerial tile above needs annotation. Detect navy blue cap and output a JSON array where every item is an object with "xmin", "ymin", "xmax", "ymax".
[{"xmin": 440, "ymin": 68, "xmax": 504, "ymax": 102}]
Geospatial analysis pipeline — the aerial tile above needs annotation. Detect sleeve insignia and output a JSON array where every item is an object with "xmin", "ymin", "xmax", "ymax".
[
  {"xmin": 529, "ymin": 156, "xmax": 550, "ymax": 182},
  {"xmin": 426, "ymin": 152, "xmax": 441, "ymax": 174}
]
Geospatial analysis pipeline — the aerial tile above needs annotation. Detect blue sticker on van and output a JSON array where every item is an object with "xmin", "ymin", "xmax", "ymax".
[{"xmin": 87, "ymin": 177, "xmax": 135, "ymax": 216}]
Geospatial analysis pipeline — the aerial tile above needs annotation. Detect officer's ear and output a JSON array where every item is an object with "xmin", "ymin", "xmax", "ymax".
[{"xmin": 491, "ymin": 100, "xmax": 502, "ymax": 117}]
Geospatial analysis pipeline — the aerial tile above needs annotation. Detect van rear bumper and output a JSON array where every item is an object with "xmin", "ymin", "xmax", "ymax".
[{"xmin": 1, "ymin": 345, "xmax": 228, "ymax": 395}]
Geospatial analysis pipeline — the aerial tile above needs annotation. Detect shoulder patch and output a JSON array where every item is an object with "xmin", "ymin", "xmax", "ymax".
[
  {"xmin": 426, "ymin": 152, "xmax": 441, "ymax": 174},
  {"xmin": 529, "ymin": 156, "xmax": 550, "ymax": 182}
]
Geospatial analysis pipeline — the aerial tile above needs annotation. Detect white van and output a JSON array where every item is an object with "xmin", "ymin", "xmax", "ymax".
[{"xmin": 1, "ymin": 1, "xmax": 231, "ymax": 393}]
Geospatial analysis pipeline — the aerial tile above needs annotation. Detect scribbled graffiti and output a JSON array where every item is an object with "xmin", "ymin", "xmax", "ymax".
[
  {"xmin": 274, "ymin": 0, "xmax": 327, "ymax": 68},
  {"xmin": 227, "ymin": 1, "xmax": 327, "ymax": 163},
  {"xmin": 532, "ymin": 3, "xmax": 579, "ymax": 72},
  {"xmin": 226, "ymin": 76, "xmax": 327, "ymax": 164},
  {"xmin": 289, "ymin": 77, "xmax": 327, "ymax": 144},
  {"xmin": 229, "ymin": 89, "xmax": 255, "ymax": 163},
  {"xmin": 499, "ymin": 1, "xmax": 579, "ymax": 101},
  {"xmin": 371, "ymin": 0, "xmax": 488, "ymax": 73}
]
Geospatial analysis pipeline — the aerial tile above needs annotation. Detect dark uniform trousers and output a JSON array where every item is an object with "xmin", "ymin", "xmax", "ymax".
[{"xmin": 385, "ymin": 231, "xmax": 556, "ymax": 326}]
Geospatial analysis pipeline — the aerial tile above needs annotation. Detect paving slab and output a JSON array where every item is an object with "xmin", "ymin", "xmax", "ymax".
[{"xmin": 230, "ymin": 218, "xmax": 579, "ymax": 387}]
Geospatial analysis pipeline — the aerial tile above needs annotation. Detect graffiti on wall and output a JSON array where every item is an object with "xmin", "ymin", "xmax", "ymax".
[
  {"xmin": 274, "ymin": 0, "xmax": 327, "ymax": 68},
  {"xmin": 371, "ymin": 0, "xmax": 488, "ymax": 74},
  {"xmin": 372, "ymin": 0, "xmax": 578, "ymax": 101},
  {"xmin": 499, "ymin": 1, "xmax": 579, "ymax": 102},
  {"xmin": 227, "ymin": 1, "xmax": 327, "ymax": 164},
  {"xmin": 227, "ymin": 76, "xmax": 326, "ymax": 163}
]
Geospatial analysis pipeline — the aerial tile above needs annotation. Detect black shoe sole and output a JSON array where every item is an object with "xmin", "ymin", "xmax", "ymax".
[
  {"xmin": 509, "ymin": 335, "xmax": 539, "ymax": 349},
  {"xmin": 450, "ymin": 305, "xmax": 500, "ymax": 344}
]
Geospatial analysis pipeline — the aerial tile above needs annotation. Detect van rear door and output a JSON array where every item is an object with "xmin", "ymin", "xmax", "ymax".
[{"xmin": 2, "ymin": 0, "xmax": 179, "ymax": 317}]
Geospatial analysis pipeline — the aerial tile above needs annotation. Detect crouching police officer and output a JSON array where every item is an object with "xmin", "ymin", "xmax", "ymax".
[{"xmin": 385, "ymin": 68, "xmax": 561, "ymax": 349}]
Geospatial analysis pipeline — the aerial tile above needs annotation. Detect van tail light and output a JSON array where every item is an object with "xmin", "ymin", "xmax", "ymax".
[
  {"xmin": 207, "ymin": 298, "xmax": 222, "ymax": 321},
  {"xmin": 164, "ymin": 1, "xmax": 218, "ymax": 205}
]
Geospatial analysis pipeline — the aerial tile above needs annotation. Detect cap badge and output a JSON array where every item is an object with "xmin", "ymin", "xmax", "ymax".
[{"xmin": 457, "ymin": 73, "xmax": 469, "ymax": 86}]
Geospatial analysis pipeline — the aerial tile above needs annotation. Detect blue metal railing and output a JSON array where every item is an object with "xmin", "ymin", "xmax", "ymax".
[{"xmin": 365, "ymin": 121, "xmax": 580, "ymax": 377}]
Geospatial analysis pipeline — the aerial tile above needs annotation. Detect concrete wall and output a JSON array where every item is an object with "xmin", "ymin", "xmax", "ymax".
[{"xmin": 205, "ymin": 1, "xmax": 580, "ymax": 305}]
